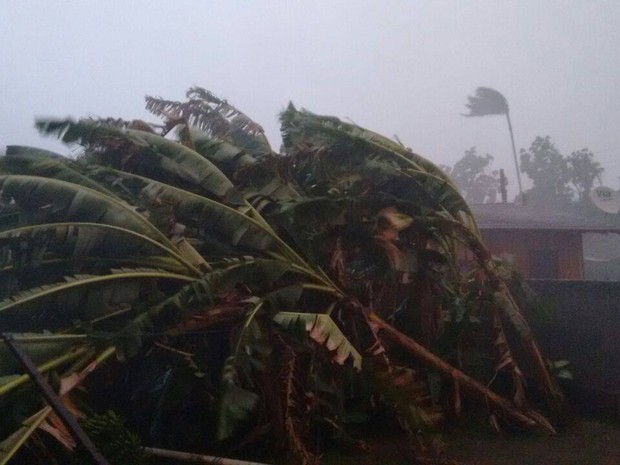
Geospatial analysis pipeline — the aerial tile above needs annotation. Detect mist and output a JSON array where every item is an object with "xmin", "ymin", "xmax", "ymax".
[{"xmin": 2, "ymin": 0, "xmax": 619, "ymax": 197}]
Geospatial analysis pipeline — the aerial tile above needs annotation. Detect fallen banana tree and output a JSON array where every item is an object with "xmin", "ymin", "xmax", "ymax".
[
  {"xmin": 369, "ymin": 314, "xmax": 556, "ymax": 434},
  {"xmin": 0, "ymin": 87, "xmax": 563, "ymax": 465}
]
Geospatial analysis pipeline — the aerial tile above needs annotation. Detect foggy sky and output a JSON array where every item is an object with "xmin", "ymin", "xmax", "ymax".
[{"xmin": 2, "ymin": 0, "xmax": 619, "ymax": 197}]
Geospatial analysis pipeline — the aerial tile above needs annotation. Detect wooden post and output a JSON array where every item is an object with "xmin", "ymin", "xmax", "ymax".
[
  {"xmin": 1, "ymin": 333, "xmax": 111, "ymax": 465},
  {"xmin": 144, "ymin": 447, "xmax": 272, "ymax": 465}
]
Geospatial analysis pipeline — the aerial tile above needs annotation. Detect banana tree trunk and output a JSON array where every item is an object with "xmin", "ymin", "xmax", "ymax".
[
  {"xmin": 496, "ymin": 281, "xmax": 565, "ymax": 413},
  {"xmin": 451, "ymin": 221, "xmax": 564, "ymax": 411},
  {"xmin": 368, "ymin": 314, "xmax": 556, "ymax": 435}
]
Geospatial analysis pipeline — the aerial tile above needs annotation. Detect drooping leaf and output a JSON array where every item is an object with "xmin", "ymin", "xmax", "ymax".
[
  {"xmin": 364, "ymin": 358, "xmax": 443, "ymax": 449},
  {"xmin": 0, "ymin": 407, "xmax": 51, "ymax": 465},
  {"xmin": 0, "ymin": 175, "xmax": 171, "ymax": 246},
  {"xmin": 274, "ymin": 312, "xmax": 362, "ymax": 370},
  {"xmin": 191, "ymin": 134, "xmax": 258, "ymax": 177},
  {"xmin": 217, "ymin": 361, "xmax": 260, "ymax": 440},
  {"xmin": 0, "ymin": 268, "xmax": 195, "ymax": 332},
  {"xmin": 0, "ymin": 335, "xmax": 78, "ymax": 377},
  {"xmin": 217, "ymin": 300, "xmax": 268, "ymax": 440},
  {"xmin": 35, "ymin": 118, "xmax": 234, "ymax": 198},
  {"xmin": 1, "ymin": 146, "xmax": 119, "ymax": 198},
  {"xmin": 0, "ymin": 346, "xmax": 117, "ymax": 463},
  {"xmin": 192, "ymin": 136, "xmax": 302, "ymax": 211},
  {"xmin": 279, "ymin": 105, "xmax": 480, "ymax": 237},
  {"xmin": 0, "ymin": 222, "xmax": 195, "ymax": 276},
  {"xmin": 0, "ymin": 343, "xmax": 91, "ymax": 398},
  {"xmin": 79, "ymin": 166, "xmax": 289, "ymax": 259},
  {"xmin": 114, "ymin": 258, "xmax": 302, "ymax": 359}
]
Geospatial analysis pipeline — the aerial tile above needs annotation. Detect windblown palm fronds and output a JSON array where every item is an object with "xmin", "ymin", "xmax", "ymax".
[
  {"xmin": 464, "ymin": 86, "xmax": 509, "ymax": 117},
  {"xmin": 463, "ymin": 86, "xmax": 525, "ymax": 201}
]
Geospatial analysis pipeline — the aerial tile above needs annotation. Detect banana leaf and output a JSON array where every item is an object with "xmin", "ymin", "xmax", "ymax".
[
  {"xmin": 78, "ymin": 166, "xmax": 289, "ymax": 259},
  {"xmin": 1, "ymin": 146, "xmax": 119, "ymax": 199},
  {"xmin": 146, "ymin": 87, "xmax": 272, "ymax": 156},
  {"xmin": 0, "ymin": 222, "xmax": 194, "ymax": 276},
  {"xmin": 274, "ymin": 312, "xmax": 362, "ymax": 370},
  {"xmin": 191, "ymin": 135, "xmax": 258, "ymax": 176},
  {"xmin": 0, "ymin": 175, "xmax": 170, "ymax": 246},
  {"xmin": 0, "ymin": 407, "xmax": 51, "ymax": 465},
  {"xmin": 0, "ymin": 336, "xmax": 77, "ymax": 376},
  {"xmin": 115, "ymin": 258, "xmax": 303, "ymax": 359},
  {"xmin": 280, "ymin": 105, "xmax": 480, "ymax": 237},
  {"xmin": 0, "ymin": 268, "xmax": 195, "ymax": 332},
  {"xmin": 35, "ymin": 118, "xmax": 234, "ymax": 198}
]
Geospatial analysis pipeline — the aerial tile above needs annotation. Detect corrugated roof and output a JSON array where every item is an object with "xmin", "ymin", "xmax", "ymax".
[{"xmin": 470, "ymin": 203, "xmax": 620, "ymax": 232}]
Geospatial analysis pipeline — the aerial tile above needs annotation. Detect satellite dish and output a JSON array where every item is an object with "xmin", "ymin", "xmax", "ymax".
[{"xmin": 590, "ymin": 186, "xmax": 620, "ymax": 214}]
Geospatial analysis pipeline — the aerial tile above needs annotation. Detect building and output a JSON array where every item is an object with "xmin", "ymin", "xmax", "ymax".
[
  {"xmin": 469, "ymin": 203, "xmax": 620, "ymax": 280},
  {"xmin": 468, "ymin": 203, "xmax": 620, "ymax": 413}
]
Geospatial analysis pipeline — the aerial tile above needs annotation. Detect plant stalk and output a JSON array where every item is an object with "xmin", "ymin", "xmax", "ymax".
[{"xmin": 368, "ymin": 313, "xmax": 556, "ymax": 435}]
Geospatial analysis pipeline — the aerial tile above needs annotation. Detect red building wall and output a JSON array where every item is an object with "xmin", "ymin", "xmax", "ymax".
[{"xmin": 480, "ymin": 229, "xmax": 584, "ymax": 280}]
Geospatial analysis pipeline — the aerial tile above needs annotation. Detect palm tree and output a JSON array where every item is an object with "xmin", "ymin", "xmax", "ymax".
[
  {"xmin": 0, "ymin": 88, "xmax": 560, "ymax": 464},
  {"xmin": 463, "ymin": 87, "xmax": 524, "ymax": 198}
]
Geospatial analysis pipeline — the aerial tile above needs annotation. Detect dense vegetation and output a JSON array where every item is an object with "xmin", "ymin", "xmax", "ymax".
[
  {"xmin": 444, "ymin": 138, "xmax": 603, "ymax": 207},
  {"xmin": 0, "ymin": 88, "xmax": 562, "ymax": 464}
]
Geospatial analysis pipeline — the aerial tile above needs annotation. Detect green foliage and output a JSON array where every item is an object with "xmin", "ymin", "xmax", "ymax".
[
  {"xmin": 0, "ymin": 407, "xmax": 50, "ymax": 465},
  {"xmin": 547, "ymin": 360, "xmax": 573, "ymax": 381},
  {"xmin": 566, "ymin": 148, "xmax": 603, "ymax": 203},
  {"xmin": 443, "ymin": 147, "xmax": 500, "ymax": 204},
  {"xmin": 145, "ymin": 86, "xmax": 272, "ymax": 156},
  {"xmin": 519, "ymin": 136, "xmax": 572, "ymax": 205},
  {"xmin": 217, "ymin": 360, "xmax": 261, "ymax": 440},
  {"xmin": 78, "ymin": 411, "xmax": 146, "ymax": 465},
  {"xmin": 2, "ymin": 146, "xmax": 119, "ymax": 198},
  {"xmin": 274, "ymin": 312, "xmax": 362, "ymax": 370},
  {"xmin": 0, "ymin": 174, "xmax": 170, "ymax": 245},
  {"xmin": 519, "ymin": 136, "xmax": 603, "ymax": 205},
  {"xmin": 217, "ymin": 300, "xmax": 268, "ymax": 440},
  {"xmin": 0, "ymin": 222, "xmax": 192, "ymax": 276},
  {"xmin": 35, "ymin": 118, "xmax": 235, "ymax": 198},
  {"xmin": 365, "ymin": 361, "xmax": 443, "ymax": 441},
  {"xmin": 0, "ymin": 87, "xmax": 560, "ymax": 464},
  {"xmin": 78, "ymin": 165, "xmax": 283, "ymax": 257}
]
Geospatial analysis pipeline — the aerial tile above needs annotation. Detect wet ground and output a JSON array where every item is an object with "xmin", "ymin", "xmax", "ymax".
[
  {"xmin": 446, "ymin": 417, "xmax": 620, "ymax": 465},
  {"xmin": 322, "ymin": 415, "xmax": 620, "ymax": 465}
]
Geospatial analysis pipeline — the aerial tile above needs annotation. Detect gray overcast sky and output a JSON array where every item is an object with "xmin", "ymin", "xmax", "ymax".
[{"xmin": 2, "ymin": 1, "xmax": 619, "ymax": 197}]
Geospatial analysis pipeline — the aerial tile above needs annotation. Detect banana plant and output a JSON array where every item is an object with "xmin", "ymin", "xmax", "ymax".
[{"xmin": 0, "ymin": 88, "xmax": 561, "ymax": 465}]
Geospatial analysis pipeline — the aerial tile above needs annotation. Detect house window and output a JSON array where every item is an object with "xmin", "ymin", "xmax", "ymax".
[{"xmin": 529, "ymin": 249, "xmax": 559, "ymax": 279}]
